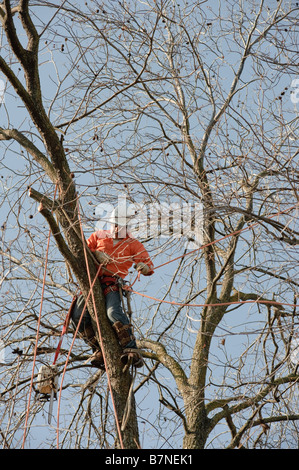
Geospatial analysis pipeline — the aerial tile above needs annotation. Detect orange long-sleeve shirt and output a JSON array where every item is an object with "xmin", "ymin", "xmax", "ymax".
[{"xmin": 87, "ymin": 230, "xmax": 154, "ymax": 279}]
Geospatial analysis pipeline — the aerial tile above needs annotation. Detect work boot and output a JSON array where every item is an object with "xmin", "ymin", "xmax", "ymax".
[
  {"xmin": 78, "ymin": 325, "xmax": 105, "ymax": 370},
  {"xmin": 90, "ymin": 349, "xmax": 105, "ymax": 370},
  {"xmin": 112, "ymin": 321, "xmax": 144, "ymax": 368}
]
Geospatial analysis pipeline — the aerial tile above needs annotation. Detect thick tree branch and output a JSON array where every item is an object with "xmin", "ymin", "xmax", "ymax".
[
  {"xmin": 0, "ymin": 128, "xmax": 57, "ymax": 181},
  {"xmin": 229, "ymin": 290, "xmax": 286, "ymax": 312},
  {"xmin": 2, "ymin": 0, "xmax": 26, "ymax": 63},
  {"xmin": 18, "ymin": 0, "xmax": 39, "ymax": 53},
  {"xmin": 209, "ymin": 371, "xmax": 299, "ymax": 433},
  {"xmin": 28, "ymin": 187, "xmax": 58, "ymax": 211},
  {"xmin": 0, "ymin": 3, "xmax": 70, "ymax": 181},
  {"xmin": 138, "ymin": 338, "xmax": 189, "ymax": 397},
  {"xmin": 0, "ymin": 56, "xmax": 33, "ymax": 109}
]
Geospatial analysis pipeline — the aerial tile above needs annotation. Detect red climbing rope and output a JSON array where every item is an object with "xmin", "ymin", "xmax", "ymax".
[
  {"xmin": 124, "ymin": 288, "xmax": 297, "ymax": 309},
  {"xmin": 22, "ymin": 184, "xmax": 58, "ymax": 448},
  {"xmin": 55, "ymin": 261, "xmax": 103, "ymax": 448},
  {"xmin": 77, "ymin": 202, "xmax": 125, "ymax": 449},
  {"xmin": 56, "ymin": 200, "xmax": 124, "ymax": 449},
  {"xmin": 125, "ymin": 203, "xmax": 298, "ymax": 310}
]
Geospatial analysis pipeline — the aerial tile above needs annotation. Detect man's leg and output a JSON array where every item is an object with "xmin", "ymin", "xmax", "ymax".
[
  {"xmin": 70, "ymin": 295, "xmax": 105, "ymax": 370},
  {"xmin": 105, "ymin": 290, "xmax": 143, "ymax": 367}
]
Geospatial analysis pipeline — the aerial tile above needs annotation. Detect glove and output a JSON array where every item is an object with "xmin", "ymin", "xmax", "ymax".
[
  {"xmin": 135, "ymin": 262, "xmax": 150, "ymax": 275},
  {"xmin": 94, "ymin": 251, "xmax": 111, "ymax": 266}
]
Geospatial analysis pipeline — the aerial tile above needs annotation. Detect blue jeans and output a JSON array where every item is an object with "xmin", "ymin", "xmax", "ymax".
[
  {"xmin": 71, "ymin": 289, "xmax": 136, "ymax": 349},
  {"xmin": 106, "ymin": 290, "xmax": 136, "ymax": 349}
]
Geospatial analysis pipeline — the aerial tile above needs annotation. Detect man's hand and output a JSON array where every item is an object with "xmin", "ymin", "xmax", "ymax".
[
  {"xmin": 94, "ymin": 251, "xmax": 111, "ymax": 266},
  {"xmin": 135, "ymin": 262, "xmax": 150, "ymax": 275}
]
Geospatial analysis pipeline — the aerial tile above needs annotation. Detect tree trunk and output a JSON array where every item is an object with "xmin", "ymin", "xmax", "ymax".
[
  {"xmin": 83, "ymin": 283, "xmax": 141, "ymax": 449},
  {"xmin": 182, "ymin": 391, "xmax": 210, "ymax": 449}
]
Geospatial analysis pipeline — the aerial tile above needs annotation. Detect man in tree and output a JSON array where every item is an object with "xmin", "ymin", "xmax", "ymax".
[{"xmin": 71, "ymin": 205, "xmax": 154, "ymax": 370}]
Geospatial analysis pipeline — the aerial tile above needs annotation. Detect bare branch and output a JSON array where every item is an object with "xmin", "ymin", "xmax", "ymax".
[{"xmin": 0, "ymin": 128, "xmax": 57, "ymax": 181}]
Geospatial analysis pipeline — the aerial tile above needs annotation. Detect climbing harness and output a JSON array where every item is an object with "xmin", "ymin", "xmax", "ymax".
[
  {"xmin": 69, "ymin": 275, "xmax": 142, "ymax": 370},
  {"xmin": 68, "ymin": 273, "xmax": 137, "ymax": 369},
  {"xmin": 99, "ymin": 274, "xmax": 140, "ymax": 367},
  {"xmin": 100, "ymin": 274, "xmax": 132, "ymax": 319},
  {"xmin": 100, "ymin": 275, "xmax": 120, "ymax": 296}
]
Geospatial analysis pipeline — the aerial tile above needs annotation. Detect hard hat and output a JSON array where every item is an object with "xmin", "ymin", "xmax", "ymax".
[{"xmin": 109, "ymin": 204, "xmax": 136, "ymax": 227}]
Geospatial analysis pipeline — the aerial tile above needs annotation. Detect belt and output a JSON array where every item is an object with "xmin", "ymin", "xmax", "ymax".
[
  {"xmin": 102, "ymin": 284, "xmax": 119, "ymax": 296},
  {"xmin": 100, "ymin": 275, "xmax": 119, "ymax": 296},
  {"xmin": 99, "ymin": 275, "xmax": 117, "ymax": 284}
]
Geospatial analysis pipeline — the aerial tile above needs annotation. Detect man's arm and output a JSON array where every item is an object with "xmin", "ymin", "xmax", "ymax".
[
  {"xmin": 132, "ymin": 240, "xmax": 154, "ymax": 276},
  {"xmin": 87, "ymin": 232, "xmax": 111, "ymax": 266}
]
